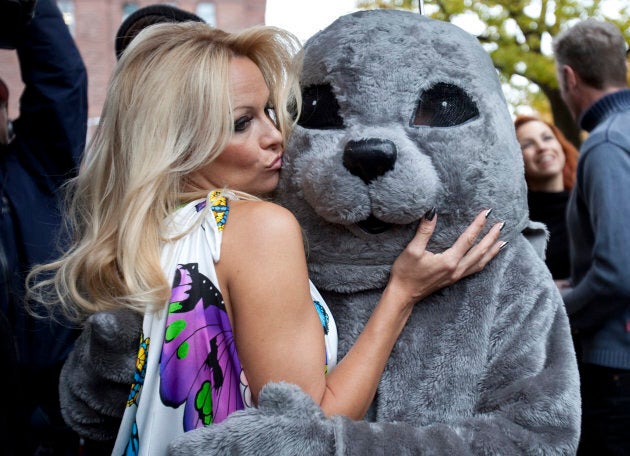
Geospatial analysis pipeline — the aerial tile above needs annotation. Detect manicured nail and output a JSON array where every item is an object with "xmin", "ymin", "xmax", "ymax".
[
  {"xmin": 499, "ymin": 241, "xmax": 509, "ymax": 251},
  {"xmin": 424, "ymin": 207, "xmax": 437, "ymax": 221},
  {"xmin": 485, "ymin": 208, "xmax": 493, "ymax": 218},
  {"xmin": 499, "ymin": 221, "xmax": 506, "ymax": 231}
]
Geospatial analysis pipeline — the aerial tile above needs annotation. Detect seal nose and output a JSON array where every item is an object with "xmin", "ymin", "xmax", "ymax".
[{"xmin": 343, "ymin": 139, "xmax": 397, "ymax": 184}]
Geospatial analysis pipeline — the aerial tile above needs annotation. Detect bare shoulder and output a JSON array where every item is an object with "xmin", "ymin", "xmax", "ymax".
[
  {"xmin": 218, "ymin": 199, "xmax": 309, "ymax": 296},
  {"xmin": 224, "ymin": 199, "xmax": 303, "ymax": 246}
]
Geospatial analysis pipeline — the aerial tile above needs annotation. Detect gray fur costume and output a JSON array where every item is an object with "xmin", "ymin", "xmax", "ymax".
[{"xmin": 61, "ymin": 9, "xmax": 581, "ymax": 455}]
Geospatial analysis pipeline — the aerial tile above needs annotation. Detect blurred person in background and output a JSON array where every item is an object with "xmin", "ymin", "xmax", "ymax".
[
  {"xmin": 514, "ymin": 114, "xmax": 578, "ymax": 282},
  {"xmin": 0, "ymin": 0, "xmax": 87, "ymax": 453},
  {"xmin": 114, "ymin": 3, "xmax": 204, "ymax": 60},
  {"xmin": 553, "ymin": 18, "xmax": 630, "ymax": 455}
]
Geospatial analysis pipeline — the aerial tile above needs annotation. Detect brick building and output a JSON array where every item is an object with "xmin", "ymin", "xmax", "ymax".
[{"xmin": 0, "ymin": 0, "xmax": 267, "ymax": 136}]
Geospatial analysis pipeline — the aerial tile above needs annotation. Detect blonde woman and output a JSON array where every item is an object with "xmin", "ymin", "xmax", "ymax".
[{"xmin": 29, "ymin": 22, "xmax": 505, "ymax": 455}]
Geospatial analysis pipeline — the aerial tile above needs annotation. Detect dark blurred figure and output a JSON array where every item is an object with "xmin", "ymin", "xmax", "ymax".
[
  {"xmin": 115, "ymin": 3, "xmax": 203, "ymax": 60},
  {"xmin": 553, "ymin": 18, "xmax": 630, "ymax": 456},
  {"xmin": 0, "ymin": 0, "xmax": 87, "ymax": 454},
  {"xmin": 514, "ymin": 114, "xmax": 578, "ymax": 281}
]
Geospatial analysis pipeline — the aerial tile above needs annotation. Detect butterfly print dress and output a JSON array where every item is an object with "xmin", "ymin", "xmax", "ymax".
[{"xmin": 112, "ymin": 191, "xmax": 338, "ymax": 456}]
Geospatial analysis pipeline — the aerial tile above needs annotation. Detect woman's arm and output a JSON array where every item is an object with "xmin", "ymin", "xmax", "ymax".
[{"xmin": 218, "ymin": 201, "xmax": 504, "ymax": 420}]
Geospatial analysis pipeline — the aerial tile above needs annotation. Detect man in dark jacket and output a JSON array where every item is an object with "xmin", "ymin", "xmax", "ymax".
[{"xmin": 0, "ymin": 0, "xmax": 87, "ymax": 453}]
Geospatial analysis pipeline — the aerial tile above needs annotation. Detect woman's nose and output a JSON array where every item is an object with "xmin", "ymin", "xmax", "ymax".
[{"xmin": 262, "ymin": 117, "xmax": 283, "ymax": 148}]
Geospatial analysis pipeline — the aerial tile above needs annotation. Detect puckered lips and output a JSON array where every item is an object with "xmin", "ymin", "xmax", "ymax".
[{"xmin": 266, "ymin": 154, "xmax": 283, "ymax": 170}]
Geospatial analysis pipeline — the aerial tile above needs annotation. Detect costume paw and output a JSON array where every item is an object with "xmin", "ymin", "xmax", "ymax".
[
  {"xmin": 59, "ymin": 309, "xmax": 142, "ymax": 440},
  {"xmin": 167, "ymin": 382, "xmax": 335, "ymax": 455}
]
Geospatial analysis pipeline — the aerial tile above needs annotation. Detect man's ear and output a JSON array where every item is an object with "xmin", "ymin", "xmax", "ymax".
[{"xmin": 562, "ymin": 65, "xmax": 578, "ymax": 91}]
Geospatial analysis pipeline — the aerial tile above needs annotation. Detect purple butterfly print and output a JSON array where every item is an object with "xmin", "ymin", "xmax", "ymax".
[{"xmin": 159, "ymin": 263, "xmax": 244, "ymax": 430}]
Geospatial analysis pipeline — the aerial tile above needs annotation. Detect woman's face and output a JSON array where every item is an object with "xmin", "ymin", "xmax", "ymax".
[
  {"xmin": 516, "ymin": 120, "xmax": 566, "ymax": 191},
  {"xmin": 193, "ymin": 56, "xmax": 284, "ymax": 196}
]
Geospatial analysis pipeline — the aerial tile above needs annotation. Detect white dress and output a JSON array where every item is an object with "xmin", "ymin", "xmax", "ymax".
[{"xmin": 112, "ymin": 191, "xmax": 338, "ymax": 455}]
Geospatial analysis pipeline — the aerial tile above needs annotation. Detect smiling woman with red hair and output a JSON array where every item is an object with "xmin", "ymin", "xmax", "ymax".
[{"xmin": 514, "ymin": 114, "xmax": 578, "ymax": 280}]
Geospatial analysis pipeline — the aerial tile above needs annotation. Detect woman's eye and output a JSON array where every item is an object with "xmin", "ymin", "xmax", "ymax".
[
  {"xmin": 234, "ymin": 116, "xmax": 252, "ymax": 132},
  {"xmin": 265, "ymin": 106, "xmax": 278, "ymax": 126}
]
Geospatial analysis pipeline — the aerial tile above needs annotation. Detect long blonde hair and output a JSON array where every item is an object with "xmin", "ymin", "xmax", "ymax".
[{"xmin": 28, "ymin": 22, "xmax": 302, "ymax": 323}]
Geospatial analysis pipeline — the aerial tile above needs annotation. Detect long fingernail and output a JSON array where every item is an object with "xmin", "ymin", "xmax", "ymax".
[
  {"xmin": 499, "ymin": 221, "xmax": 506, "ymax": 231},
  {"xmin": 499, "ymin": 241, "xmax": 509, "ymax": 251},
  {"xmin": 424, "ymin": 207, "xmax": 437, "ymax": 221},
  {"xmin": 485, "ymin": 208, "xmax": 493, "ymax": 218}
]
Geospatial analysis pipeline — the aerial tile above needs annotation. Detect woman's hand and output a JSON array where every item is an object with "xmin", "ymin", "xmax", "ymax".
[{"xmin": 389, "ymin": 208, "xmax": 506, "ymax": 305}]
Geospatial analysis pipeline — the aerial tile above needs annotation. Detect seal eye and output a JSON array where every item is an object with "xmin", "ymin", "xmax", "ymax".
[
  {"xmin": 298, "ymin": 83, "xmax": 345, "ymax": 129},
  {"xmin": 411, "ymin": 82, "xmax": 479, "ymax": 127}
]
